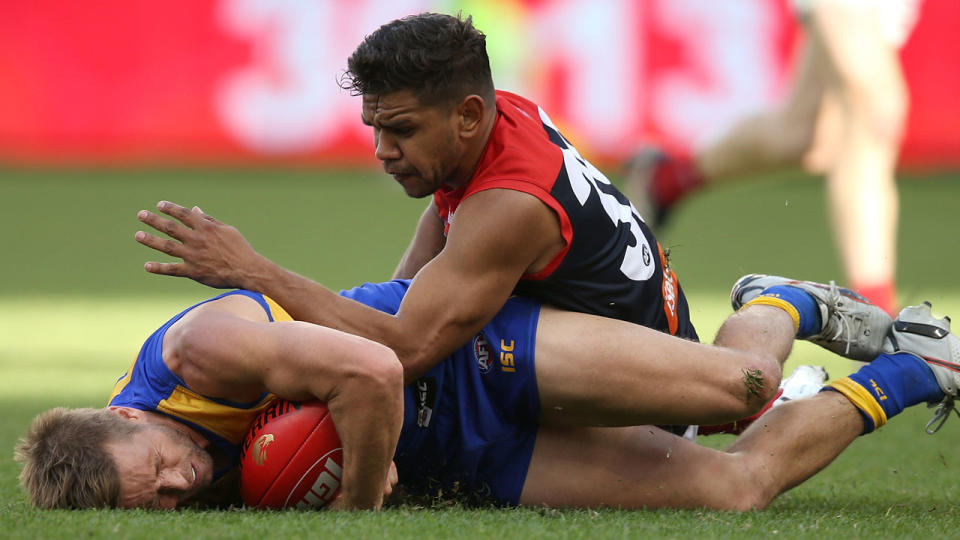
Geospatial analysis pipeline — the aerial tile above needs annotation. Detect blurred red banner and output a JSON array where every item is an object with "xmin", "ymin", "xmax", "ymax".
[{"xmin": 0, "ymin": 0, "xmax": 956, "ymax": 167}]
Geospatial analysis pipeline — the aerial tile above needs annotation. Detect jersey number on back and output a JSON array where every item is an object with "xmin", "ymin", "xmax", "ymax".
[{"xmin": 538, "ymin": 108, "xmax": 655, "ymax": 281}]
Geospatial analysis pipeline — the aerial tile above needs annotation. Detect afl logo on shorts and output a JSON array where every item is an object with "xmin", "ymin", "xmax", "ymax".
[{"xmin": 474, "ymin": 333, "xmax": 492, "ymax": 373}]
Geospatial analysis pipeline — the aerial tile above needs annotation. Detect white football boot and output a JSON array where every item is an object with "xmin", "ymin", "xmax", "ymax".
[
  {"xmin": 730, "ymin": 274, "xmax": 893, "ymax": 362},
  {"xmin": 773, "ymin": 365, "xmax": 830, "ymax": 407},
  {"xmin": 883, "ymin": 302, "xmax": 960, "ymax": 433}
]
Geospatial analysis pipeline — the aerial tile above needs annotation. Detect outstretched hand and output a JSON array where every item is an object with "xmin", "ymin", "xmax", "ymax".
[{"xmin": 135, "ymin": 201, "xmax": 261, "ymax": 289}]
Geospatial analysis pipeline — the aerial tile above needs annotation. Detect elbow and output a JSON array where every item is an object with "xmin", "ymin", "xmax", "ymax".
[
  {"xmin": 387, "ymin": 337, "xmax": 440, "ymax": 385},
  {"xmin": 342, "ymin": 342, "xmax": 405, "ymax": 402}
]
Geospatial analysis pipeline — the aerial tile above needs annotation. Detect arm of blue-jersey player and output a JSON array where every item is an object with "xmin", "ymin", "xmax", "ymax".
[{"xmin": 162, "ymin": 293, "xmax": 404, "ymax": 511}]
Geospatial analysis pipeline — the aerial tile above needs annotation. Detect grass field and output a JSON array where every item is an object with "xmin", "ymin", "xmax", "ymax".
[{"xmin": 2, "ymin": 167, "xmax": 959, "ymax": 538}]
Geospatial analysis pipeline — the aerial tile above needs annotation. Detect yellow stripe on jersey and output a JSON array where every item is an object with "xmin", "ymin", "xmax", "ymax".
[
  {"xmin": 828, "ymin": 377, "xmax": 888, "ymax": 429},
  {"xmin": 263, "ymin": 295, "xmax": 294, "ymax": 322},
  {"xmin": 157, "ymin": 385, "xmax": 276, "ymax": 444},
  {"xmin": 744, "ymin": 296, "xmax": 801, "ymax": 333},
  {"xmin": 108, "ymin": 358, "xmax": 138, "ymax": 405}
]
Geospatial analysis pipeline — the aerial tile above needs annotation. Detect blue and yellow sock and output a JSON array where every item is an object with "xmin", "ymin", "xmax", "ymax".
[
  {"xmin": 824, "ymin": 352, "xmax": 944, "ymax": 433},
  {"xmin": 744, "ymin": 285, "xmax": 821, "ymax": 337}
]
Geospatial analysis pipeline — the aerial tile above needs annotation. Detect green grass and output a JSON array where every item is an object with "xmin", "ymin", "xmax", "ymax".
[{"xmin": 2, "ymin": 166, "xmax": 960, "ymax": 537}]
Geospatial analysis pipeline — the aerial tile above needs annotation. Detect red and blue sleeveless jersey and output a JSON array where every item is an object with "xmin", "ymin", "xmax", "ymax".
[{"xmin": 434, "ymin": 91, "xmax": 698, "ymax": 340}]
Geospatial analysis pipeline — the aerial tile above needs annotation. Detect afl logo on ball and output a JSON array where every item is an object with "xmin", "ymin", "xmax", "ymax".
[
  {"xmin": 474, "ymin": 334, "xmax": 491, "ymax": 373},
  {"xmin": 253, "ymin": 434, "xmax": 274, "ymax": 466}
]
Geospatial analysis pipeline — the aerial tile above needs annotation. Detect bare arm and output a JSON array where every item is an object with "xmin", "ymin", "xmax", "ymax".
[
  {"xmin": 163, "ymin": 296, "xmax": 404, "ymax": 510},
  {"xmin": 392, "ymin": 201, "xmax": 446, "ymax": 279},
  {"xmin": 136, "ymin": 191, "xmax": 562, "ymax": 382}
]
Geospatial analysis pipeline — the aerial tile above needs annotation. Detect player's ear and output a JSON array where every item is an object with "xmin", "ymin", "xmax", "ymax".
[
  {"xmin": 107, "ymin": 406, "xmax": 146, "ymax": 422},
  {"xmin": 456, "ymin": 95, "xmax": 486, "ymax": 138}
]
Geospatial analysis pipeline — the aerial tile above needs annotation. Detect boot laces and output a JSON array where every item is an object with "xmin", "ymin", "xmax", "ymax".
[
  {"xmin": 925, "ymin": 396, "xmax": 960, "ymax": 434},
  {"xmin": 821, "ymin": 281, "xmax": 869, "ymax": 356}
]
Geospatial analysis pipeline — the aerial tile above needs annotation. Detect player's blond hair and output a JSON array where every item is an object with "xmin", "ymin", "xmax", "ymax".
[{"xmin": 14, "ymin": 407, "xmax": 140, "ymax": 509}]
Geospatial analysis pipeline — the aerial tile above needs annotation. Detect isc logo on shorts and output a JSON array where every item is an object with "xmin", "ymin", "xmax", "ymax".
[
  {"xmin": 474, "ymin": 334, "xmax": 491, "ymax": 373},
  {"xmin": 500, "ymin": 339, "xmax": 516, "ymax": 373}
]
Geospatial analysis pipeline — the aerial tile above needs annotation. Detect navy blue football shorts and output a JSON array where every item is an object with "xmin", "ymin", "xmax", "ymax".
[
  {"xmin": 339, "ymin": 280, "xmax": 541, "ymax": 505},
  {"xmin": 445, "ymin": 294, "xmax": 541, "ymax": 504},
  {"xmin": 391, "ymin": 294, "xmax": 542, "ymax": 505}
]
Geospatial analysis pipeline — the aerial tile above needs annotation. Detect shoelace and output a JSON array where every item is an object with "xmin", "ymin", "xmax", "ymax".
[
  {"xmin": 925, "ymin": 396, "xmax": 960, "ymax": 434},
  {"xmin": 821, "ymin": 281, "xmax": 866, "ymax": 357}
]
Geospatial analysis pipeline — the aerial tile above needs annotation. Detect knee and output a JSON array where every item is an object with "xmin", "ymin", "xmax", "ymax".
[
  {"xmin": 844, "ymin": 78, "xmax": 908, "ymax": 147},
  {"xmin": 721, "ymin": 485, "xmax": 776, "ymax": 512},
  {"xmin": 700, "ymin": 457, "xmax": 778, "ymax": 511},
  {"xmin": 740, "ymin": 354, "xmax": 783, "ymax": 413},
  {"xmin": 731, "ymin": 354, "xmax": 783, "ymax": 418},
  {"xmin": 720, "ymin": 457, "xmax": 780, "ymax": 511},
  {"xmin": 711, "ymin": 353, "xmax": 782, "ymax": 422},
  {"xmin": 770, "ymin": 108, "xmax": 818, "ymax": 163}
]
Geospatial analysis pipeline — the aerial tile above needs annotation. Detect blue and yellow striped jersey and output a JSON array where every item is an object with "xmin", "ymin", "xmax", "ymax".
[{"xmin": 108, "ymin": 290, "xmax": 292, "ymax": 475}]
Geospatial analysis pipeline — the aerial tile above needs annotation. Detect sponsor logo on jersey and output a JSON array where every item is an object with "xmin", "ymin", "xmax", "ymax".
[
  {"xmin": 499, "ymin": 339, "xmax": 517, "ymax": 373},
  {"xmin": 474, "ymin": 333, "xmax": 492, "ymax": 373},
  {"xmin": 415, "ymin": 377, "xmax": 437, "ymax": 428},
  {"xmin": 870, "ymin": 378, "xmax": 888, "ymax": 401},
  {"xmin": 658, "ymin": 243, "xmax": 679, "ymax": 335},
  {"xmin": 252, "ymin": 434, "xmax": 274, "ymax": 466}
]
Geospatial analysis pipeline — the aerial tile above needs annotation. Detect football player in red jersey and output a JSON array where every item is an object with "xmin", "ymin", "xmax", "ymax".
[{"xmin": 134, "ymin": 12, "xmax": 756, "ymax": 438}]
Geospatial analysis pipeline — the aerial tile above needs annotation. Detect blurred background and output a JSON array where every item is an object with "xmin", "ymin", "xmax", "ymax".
[
  {"xmin": 2, "ymin": 0, "xmax": 959, "ymax": 167},
  {"xmin": 1, "ymin": 0, "xmax": 959, "ymax": 408}
]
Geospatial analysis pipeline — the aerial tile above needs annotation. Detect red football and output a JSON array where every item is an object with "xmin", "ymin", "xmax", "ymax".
[{"xmin": 239, "ymin": 399, "xmax": 343, "ymax": 509}]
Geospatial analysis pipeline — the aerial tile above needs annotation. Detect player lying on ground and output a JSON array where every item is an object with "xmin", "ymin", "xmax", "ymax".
[{"xmin": 17, "ymin": 275, "xmax": 960, "ymax": 510}]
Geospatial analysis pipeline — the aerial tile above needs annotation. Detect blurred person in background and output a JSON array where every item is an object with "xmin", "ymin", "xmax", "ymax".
[{"xmin": 626, "ymin": 0, "xmax": 922, "ymax": 317}]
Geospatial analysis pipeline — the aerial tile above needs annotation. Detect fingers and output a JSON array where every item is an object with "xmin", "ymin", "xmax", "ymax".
[
  {"xmin": 135, "ymin": 230, "xmax": 185, "ymax": 258},
  {"xmin": 138, "ymin": 209, "xmax": 192, "ymax": 241},
  {"xmin": 157, "ymin": 200, "xmax": 225, "ymax": 227},
  {"xmin": 388, "ymin": 461, "xmax": 398, "ymax": 485},
  {"xmin": 155, "ymin": 200, "xmax": 196, "ymax": 224},
  {"xmin": 142, "ymin": 261, "xmax": 187, "ymax": 276},
  {"xmin": 153, "ymin": 200, "xmax": 226, "ymax": 230},
  {"xmin": 192, "ymin": 205, "xmax": 221, "ymax": 224}
]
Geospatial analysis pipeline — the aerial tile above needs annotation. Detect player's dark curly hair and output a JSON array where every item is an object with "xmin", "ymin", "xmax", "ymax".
[{"xmin": 341, "ymin": 12, "xmax": 495, "ymax": 107}]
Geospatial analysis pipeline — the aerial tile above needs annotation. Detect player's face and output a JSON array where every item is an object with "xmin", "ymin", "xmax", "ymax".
[
  {"xmin": 362, "ymin": 90, "xmax": 466, "ymax": 198},
  {"xmin": 105, "ymin": 423, "xmax": 215, "ymax": 509}
]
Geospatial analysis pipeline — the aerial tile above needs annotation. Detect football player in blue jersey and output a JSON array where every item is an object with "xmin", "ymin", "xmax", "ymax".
[{"xmin": 16, "ymin": 275, "xmax": 960, "ymax": 511}]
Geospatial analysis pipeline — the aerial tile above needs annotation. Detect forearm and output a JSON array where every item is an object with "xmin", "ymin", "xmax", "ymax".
[
  {"xmin": 327, "ymin": 385, "xmax": 403, "ymax": 509},
  {"xmin": 241, "ymin": 256, "xmax": 449, "ymax": 382},
  {"xmin": 238, "ymin": 255, "xmax": 352, "ymax": 329},
  {"xmin": 255, "ymin": 324, "xmax": 405, "ymax": 510}
]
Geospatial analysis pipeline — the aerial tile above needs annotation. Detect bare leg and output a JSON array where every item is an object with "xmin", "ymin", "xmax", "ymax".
[
  {"xmin": 519, "ymin": 392, "xmax": 862, "ymax": 510},
  {"xmin": 696, "ymin": 33, "xmax": 830, "ymax": 183},
  {"xmin": 812, "ymin": 2, "xmax": 905, "ymax": 301},
  {"xmin": 535, "ymin": 305, "xmax": 794, "ymax": 427}
]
